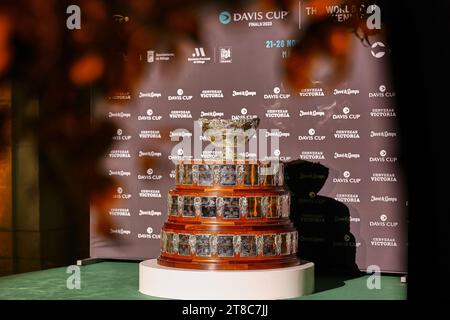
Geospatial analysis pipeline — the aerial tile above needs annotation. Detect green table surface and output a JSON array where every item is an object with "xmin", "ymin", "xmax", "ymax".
[{"xmin": 0, "ymin": 261, "xmax": 407, "ymax": 300}]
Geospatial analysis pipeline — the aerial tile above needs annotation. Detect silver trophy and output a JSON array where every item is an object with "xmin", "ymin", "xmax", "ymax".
[{"xmin": 198, "ymin": 117, "xmax": 260, "ymax": 161}]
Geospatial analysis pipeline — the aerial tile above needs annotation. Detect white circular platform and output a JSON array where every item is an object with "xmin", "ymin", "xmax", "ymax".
[{"xmin": 139, "ymin": 259, "xmax": 314, "ymax": 300}]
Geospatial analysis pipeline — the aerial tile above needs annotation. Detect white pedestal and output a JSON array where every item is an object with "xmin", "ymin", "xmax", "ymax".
[{"xmin": 139, "ymin": 259, "xmax": 314, "ymax": 300}]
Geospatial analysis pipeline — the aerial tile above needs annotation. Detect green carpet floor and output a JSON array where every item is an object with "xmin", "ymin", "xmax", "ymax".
[{"xmin": 0, "ymin": 261, "xmax": 407, "ymax": 300}]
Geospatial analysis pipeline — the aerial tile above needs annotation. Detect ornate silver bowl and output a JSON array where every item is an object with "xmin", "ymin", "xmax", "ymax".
[
  {"xmin": 198, "ymin": 118, "xmax": 260, "ymax": 160},
  {"xmin": 198, "ymin": 117, "xmax": 260, "ymax": 146}
]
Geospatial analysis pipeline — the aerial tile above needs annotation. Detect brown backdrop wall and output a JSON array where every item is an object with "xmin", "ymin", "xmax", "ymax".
[{"xmin": 90, "ymin": 3, "xmax": 407, "ymax": 273}]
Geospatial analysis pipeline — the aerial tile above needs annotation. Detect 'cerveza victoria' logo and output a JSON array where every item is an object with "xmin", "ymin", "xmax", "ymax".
[{"xmin": 219, "ymin": 11, "xmax": 231, "ymax": 24}]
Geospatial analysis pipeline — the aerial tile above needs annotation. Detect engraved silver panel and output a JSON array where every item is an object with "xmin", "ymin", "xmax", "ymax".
[
  {"xmin": 184, "ymin": 164, "xmax": 193, "ymax": 184},
  {"xmin": 189, "ymin": 234, "xmax": 196, "ymax": 255},
  {"xmin": 257, "ymin": 165, "xmax": 263, "ymax": 186},
  {"xmin": 261, "ymin": 196, "xmax": 269, "ymax": 217},
  {"xmin": 199, "ymin": 164, "xmax": 213, "ymax": 186},
  {"xmin": 236, "ymin": 164, "xmax": 244, "ymax": 185},
  {"xmin": 216, "ymin": 197, "xmax": 224, "ymax": 217},
  {"xmin": 262, "ymin": 234, "xmax": 276, "ymax": 256},
  {"xmin": 273, "ymin": 163, "xmax": 280, "ymax": 186},
  {"xmin": 173, "ymin": 233, "xmax": 179, "ymax": 254},
  {"xmin": 259, "ymin": 164, "xmax": 275, "ymax": 186},
  {"xmin": 177, "ymin": 196, "xmax": 184, "ymax": 216},
  {"xmin": 220, "ymin": 165, "xmax": 236, "ymax": 186},
  {"xmin": 286, "ymin": 232, "xmax": 291, "ymax": 255},
  {"xmin": 233, "ymin": 235, "xmax": 241, "ymax": 256},
  {"xmin": 223, "ymin": 197, "xmax": 239, "ymax": 219},
  {"xmin": 196, "ymin": 234, "xmax": 211, "ymax": 257},
  {"xmin": 165, "ymin": 231, "xmax": 294, "ymax": 257},
  {"xmin": 175, "ymin": 162, "xmax": 285, "ymax": 187},
  {"xmin": 276, "ymin": 195, "xmax": 282, "ymax": 218},
  {"xmin": 213, "ymin": 165, "xmax": 220, "ymax": 185},
  {"xmin": 192, "ymin": 164, "xmax": 199, "ymax": 184},
  {"xmin": 166, "ymin": 232, "xmax": 174, "ymax": 254},
  {"xmin": 284, "ymin": 195, "xmax": 291, "ymax": 218},
  {"xmin": 161, "ymin": 231, "xmax": 167, "ymax": 253},
  {"xmin": 201, "ymin": 197, "xmax": 216, "ymax": 218},
  {"xmin": 275, "ymin": 234, "xmax": 281, "ymax": 255},
  {"xmin": 217, "ymin": 235, "xmax": 234, "ymax": 257},
  {"xmin": 295, "ymin": 231, "xmax": 298, "ymax": 253},
  {"xmin": 244, "ymin": 164, "xmax": 258, "ymax": 186},
  {"xmin": 168, "ymin": 196, "xmax": 173, "ymax": 216},
  {"xmin": 178, "ymin": 234, "xmax": 190, "ymax": 256},
  {"xmin": 181, "ymin": 196, "xmax": 195, "ymax": 217},
  {"xmin": 173, "ymin": 195, "xmax": 289, "ymax": 220},
  {"xmin": 256, "ymin": 235, "xmax": 263, "ymax": 256},
  {"xmin": 239, "ymin": 197, "xmax": 248, "ymax": 218},
  {"xmin": 194, "ymin": 196, "xmax": 202, "ymax": 217},
  {"xmin": 177, "ymin": 164, "xmax": 185, "ymax": 184},
  {"xmin": 247, "ymin": 197, "xmax": 262, "ymax": 218},
  {"xmin": 170, "ymin": 195, "xmax": 178, "ymax": 216},
  {"xmin": 278, "ymin": 164, "xmax": 284, "ymax": 186},
  {"xmin": 291, "ymin": 231, "xmax": 298, "ymax": 254},
  {"xmin": 210, "ymin": 234, "xmax": 218, "ymax": 256},
  {"xmin": 241, "ymin": 235, "xmax": 257, "ymax": 257}
]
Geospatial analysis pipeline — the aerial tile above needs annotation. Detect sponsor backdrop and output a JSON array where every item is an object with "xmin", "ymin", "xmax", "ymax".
[{"xmin": 91, "ymin": 2, "xmax": 407, "ymax": 273}]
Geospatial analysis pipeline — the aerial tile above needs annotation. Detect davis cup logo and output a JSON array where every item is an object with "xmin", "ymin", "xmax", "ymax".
[
  {"xmin": 371, "ymin": 42, "xmax": 386, "ymax": 58},
  {"xmin": 273, "ymin": 87, "xmax": 281, "ymax": 94},
  {"xmin": 147, "ymin": 168, "xmax": 153, "ymax": 175},
  {"xmin": 219, "ymin": 11, "xmax": 231, "ymax": 24},
  {"xmin": 113, "ymin": 128, "xmax": 131, "ymax": 140},
  {"xmin": 343, "ymin": 107, "xmax": 350, "ymax": 114},
  {"xmin": 380, "ymin": 214, "xmax": 388, "ymax": 222},
  {"xmin": 343, "ymin": 171, "xmax": 351, "ymax": 178},
  {"xmin": 241, "ymin": 108, "xmax": 248, "ymax": 115},
  {"xmin": 169, "ymin": 88, "xmax": 193, "ymax": 100},
  {"xmin": 138, "ymin": 226, "xmax": 160, "ymax": 239},
  {"xmin": 147, "ymin": 109, "xmax": 153, "ymax": 116},
  {"xmin": 299, "ymin": 128, "xmax": 325, "ymax": 141}
]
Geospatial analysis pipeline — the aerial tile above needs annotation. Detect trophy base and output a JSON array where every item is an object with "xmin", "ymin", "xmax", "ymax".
[
  {"xmin": 139, "ymin": 259, "xmax": 315, "ymax": 300},
  {"xmin": 157, "ymin": 254, "xmax": 301, "ymax": 270}
]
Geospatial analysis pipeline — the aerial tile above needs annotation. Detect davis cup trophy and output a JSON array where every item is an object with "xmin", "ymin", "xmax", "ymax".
[{"xmin": 139, "ymin": 118, "xmax": 314, "ymax": 299}]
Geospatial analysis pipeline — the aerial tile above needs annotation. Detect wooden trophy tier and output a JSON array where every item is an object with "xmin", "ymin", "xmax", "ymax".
[{"xmin": 158, "ymin": 160, "xmax": 301, "ymax": 270}]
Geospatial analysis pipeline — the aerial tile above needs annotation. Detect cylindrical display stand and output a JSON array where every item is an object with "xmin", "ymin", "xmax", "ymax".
[{"xmin": 139, "ymin": 259, "xmax": 314, "ymax": 300}]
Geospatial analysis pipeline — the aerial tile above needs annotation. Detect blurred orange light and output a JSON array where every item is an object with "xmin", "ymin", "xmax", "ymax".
[{"xmin": 69, "ymin": 53, "xmax": 104, "ymax": 86}]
